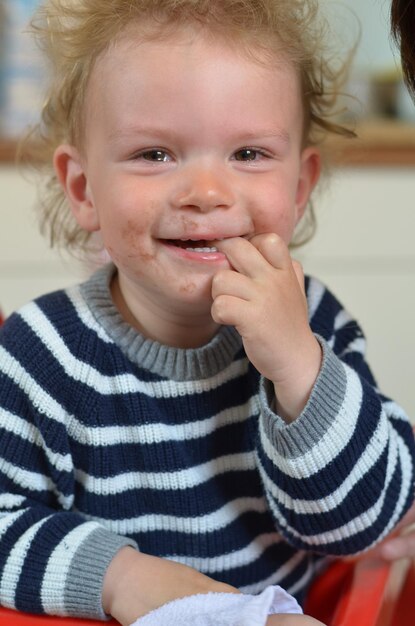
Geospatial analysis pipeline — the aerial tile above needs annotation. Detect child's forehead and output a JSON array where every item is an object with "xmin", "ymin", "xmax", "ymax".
[
  {"xmin": 95, "ymin": 19, "xmax": 292, "ymax": 76},
  {"xmin": 81, "ymin": 18, "xmax": 304, "ymax": 146},
  {"xmin": 84, "ymin": 22, "xmax": 304, "ymax": 132}
]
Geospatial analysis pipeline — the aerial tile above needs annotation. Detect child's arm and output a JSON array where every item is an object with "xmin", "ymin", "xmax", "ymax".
[
  {"xmin": 212, "ymin": 234, "xmax": 321, "ymax": 422},
  {"xmin": 103, "ymin": 549, "xmax": 323, "ymax": 626},
  {"xmin": 102, "ymin": 547, "xmax": 238, "ymax": 626},
  {"xmin": 212, "ymin": 234, "xmax": 415, "ymax": 555},
  {"xmin": 0, "ymin": 411, "xmax": 235, "ymax": 623},
  {"xmin": 0, "ymin": 314, "xmax": 235, "ymax": 622}
]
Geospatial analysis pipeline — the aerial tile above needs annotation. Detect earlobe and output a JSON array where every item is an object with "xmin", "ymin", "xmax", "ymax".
[
  {"xmin": 53, "ymin": 144, "xmax": 100, "ymax": 232},
  {"xmin": 295, "ymin": 146, "xmax": 321, "ymax": 222}
]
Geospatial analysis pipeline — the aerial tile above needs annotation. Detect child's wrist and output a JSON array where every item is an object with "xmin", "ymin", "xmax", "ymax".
[
  {"xmin": 102, "ymin": 545, "xmax": 144, "ymax": 623},
  {"xmin": 272, "ymin": 337, "xmax": 322, "ymax": 422}
]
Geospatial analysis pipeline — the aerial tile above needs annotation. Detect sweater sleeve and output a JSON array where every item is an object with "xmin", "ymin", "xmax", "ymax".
[
  {"xmin": 0, "ymin": 312, "xmax": 136, "ymax": 619},
  {"xmin": 256, "ymin": 276, "xmax": 415, "ymax": 555}
]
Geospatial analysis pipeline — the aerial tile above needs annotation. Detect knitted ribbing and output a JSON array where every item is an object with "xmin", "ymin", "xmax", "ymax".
[{"xmin": 0, "ymin": 265, "xmax": 414, "ymax": 619}]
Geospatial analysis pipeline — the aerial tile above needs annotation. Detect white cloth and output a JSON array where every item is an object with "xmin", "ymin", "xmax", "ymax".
[{"xmin": 130, "ymin": 585, "xmax": 302, "ymax": 626}]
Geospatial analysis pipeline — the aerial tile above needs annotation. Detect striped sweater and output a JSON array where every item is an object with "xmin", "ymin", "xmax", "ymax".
[{"xmin": 0, "ymin": 263, "xmax": 414, "ymax": 620}]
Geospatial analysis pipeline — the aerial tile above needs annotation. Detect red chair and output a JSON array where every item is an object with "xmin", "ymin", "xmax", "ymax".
[
  {"xmin": 304, "ymin": 555, "xmax": 415, "ymax": 625},
  {"xmin": 0, "ymin": 555, "xmax": 414, "ymax": 625}
]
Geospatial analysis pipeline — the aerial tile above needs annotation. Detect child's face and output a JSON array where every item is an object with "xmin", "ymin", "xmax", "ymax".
[{"xmin": 56, "ymin": 27, "xmax": 320, "ymax": 317}]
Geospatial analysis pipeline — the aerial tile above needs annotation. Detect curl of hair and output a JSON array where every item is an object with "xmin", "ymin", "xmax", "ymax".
[{"xmin": 22, "ymin": 0, "xmax": 355, "ymax": 253}]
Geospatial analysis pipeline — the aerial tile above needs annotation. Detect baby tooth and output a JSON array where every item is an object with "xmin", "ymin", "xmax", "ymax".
[{"xmin": 186, "ymin": 247, "xmax": 218, "ymax": 252}]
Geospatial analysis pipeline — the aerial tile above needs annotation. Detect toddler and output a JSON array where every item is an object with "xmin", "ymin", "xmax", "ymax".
[{"xmin": 0, "ymin": 1, "xmax": 414, "ymax": 625}]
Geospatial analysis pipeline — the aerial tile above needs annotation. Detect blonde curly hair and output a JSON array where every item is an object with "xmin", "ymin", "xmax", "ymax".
[{"xmin": 24, "ymin": 0, "xmax": 353, "ymax": 252}]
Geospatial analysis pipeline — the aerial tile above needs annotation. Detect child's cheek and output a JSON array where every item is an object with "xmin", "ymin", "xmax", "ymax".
[
  {"xmin": 119, "ymin": 221, "xmax": 155, "ymax": 262},
  {"xmin": 252, "ymin": 204, "xmax": 296, "ymax": 244}
]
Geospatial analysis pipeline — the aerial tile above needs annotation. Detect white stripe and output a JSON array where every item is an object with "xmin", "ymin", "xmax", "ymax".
[
  {"xmin": 166, "ymin": 532, "xmax": 282, "ymax": 573},
  {"xmin": 41, "ymin": 521, "xmax": 102, "ymax": 615},
  {"xmin": 338, "ymin": 337, "xmax": 366, "ymax": 359},
  {"xmin": 0, "ymin": 516, "xmax": 51, "ymax": 608},
  {"xmin": 66, "ymin": 396, "xmax": 258, "ymax": 447},
  {"xmin": 16, "ymin": 303, "xmax": 247, "ymax": 396},
  {"xmin": 333, "ymin": 309, "xmax": 355, "ymax": 331},
  {"xmin": 0, "ymin": 409, "xmax": 39, "ymax": 443},
  {"xmin": 0, "ymin": 510, "xmax": 26, "ymax": 537},
  {"xmin": 0, "ymin": 409, "xmax": 73, "ymax": 474},
  {"xmin": 0, "ymin": 457, "xmax": 56, "ymax": 493},
  {"xmin": 78, "ymin": 497, "xmax": 268, "ymax": 535},
  {"xmin": 0, "ymin": 458, "xmax": 73, "ymax": 509},
  {"xmin": 382, "ymin": 400, "xmax": 410, "ymax": 421},
  {"xmin": 306, "ymin": 277, "xmax": 326, "ymax": 321},
  {"xmin": 75, "ymin": 451, "xmax": 256, "ymax": 494},
  {"xmin": 260, "ymin": 363, "xmax": 363, "ymax": 478},
  {"xmin": 66, "ymin": 286, "xmax": 114, "ymax": 343},
  {"xmin": 0, "ymin": 494, "xmax": 26, "ymax": 510}
]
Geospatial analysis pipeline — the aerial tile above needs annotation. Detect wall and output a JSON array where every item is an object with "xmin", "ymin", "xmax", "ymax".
[
  {"xmin": 298, "ymin": 166, "xmax": 415, "ymax": 419},
  {"xmin": 326, "ymin": 0, "xmax": 399, "ymax": 73},
  {"xmin": 0, "ymin": 164, "xmax": 414, "ymax": 418},
  {"xmin": 0, "ymin": 166, "xmax": 86, "ymax": 311}
]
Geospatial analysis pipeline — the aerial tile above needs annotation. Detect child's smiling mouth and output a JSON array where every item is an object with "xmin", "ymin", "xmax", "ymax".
[
  {"xmin": 160, "ymin": 237, "xmax": 231, "ymax": 262},
  {"xmin": 165, "ymin": 239, "xmax": 218, "ymax": 252}
]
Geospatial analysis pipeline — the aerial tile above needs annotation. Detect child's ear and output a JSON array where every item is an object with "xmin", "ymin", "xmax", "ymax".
[
  {"xmin": 53, "ymin": 145, "xmax": 100, "ymax": 232},
  {"xmin": 294, "ymin": 146, "xmax": 321, "ymax": 223}
]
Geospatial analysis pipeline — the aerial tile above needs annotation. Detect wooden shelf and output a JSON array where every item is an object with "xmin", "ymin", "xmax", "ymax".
[
  {"xmin": 326, "ymin": 119, "xmax": 415, "ymax": 166},
  {"xmin": 1, "ymin": 119, "xmax": 415, "ymax": 166},
  {"xmin": 0, "ymin": 138, "xmax": 21, "ymax": 163}
]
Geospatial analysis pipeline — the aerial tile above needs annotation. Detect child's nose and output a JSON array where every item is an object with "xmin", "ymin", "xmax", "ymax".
[{"xmin": 171, "ymin": 165, "xmax": 235, "ymax": 213}]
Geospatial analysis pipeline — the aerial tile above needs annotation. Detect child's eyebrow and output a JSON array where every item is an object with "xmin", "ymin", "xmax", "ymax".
[
  {"xmin": 108, "ymin": 125, "xmax": 291, "ymax": 145},
  {"xmin": 235, "ymin": 128, "xmax": 291, "ymax": 144}
]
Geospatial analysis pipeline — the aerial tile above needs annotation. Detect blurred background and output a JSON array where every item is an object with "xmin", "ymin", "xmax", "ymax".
[{"xmin": 0, "ymin": 0, "xmax": 414, "ymax": 417}]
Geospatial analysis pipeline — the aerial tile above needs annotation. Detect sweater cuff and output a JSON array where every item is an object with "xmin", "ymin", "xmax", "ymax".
[
  {"xmin": 259, "ymin": 335, "xmax": 349, "ymax": 457},
  {"xmin": 62, "ymin": 526, "xmax": 137, "ymax": 620}
]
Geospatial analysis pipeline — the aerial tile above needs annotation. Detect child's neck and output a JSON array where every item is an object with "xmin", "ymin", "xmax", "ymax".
[{"xmin": 110, "ymin": 273, "xmax": 220, "ymax": 349}]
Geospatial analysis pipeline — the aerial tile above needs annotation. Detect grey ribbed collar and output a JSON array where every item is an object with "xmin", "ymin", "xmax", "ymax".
[{"xmin": 80, "ymin": 264, "xmax": 243, "ymax": 381}]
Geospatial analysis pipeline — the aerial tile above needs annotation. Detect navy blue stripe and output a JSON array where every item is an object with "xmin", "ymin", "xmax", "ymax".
[{"xmin": 75, "ymin": 471, "xmax": 263, "ymax": 517}]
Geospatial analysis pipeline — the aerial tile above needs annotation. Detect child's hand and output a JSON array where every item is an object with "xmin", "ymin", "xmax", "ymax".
[
  {"xmin": 211, "ymin": 234, "xmax": 322, "ymax": 422},
  {"xmin": 102, "ymin": 547, "xmax": 239, "ymax": 626}
]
